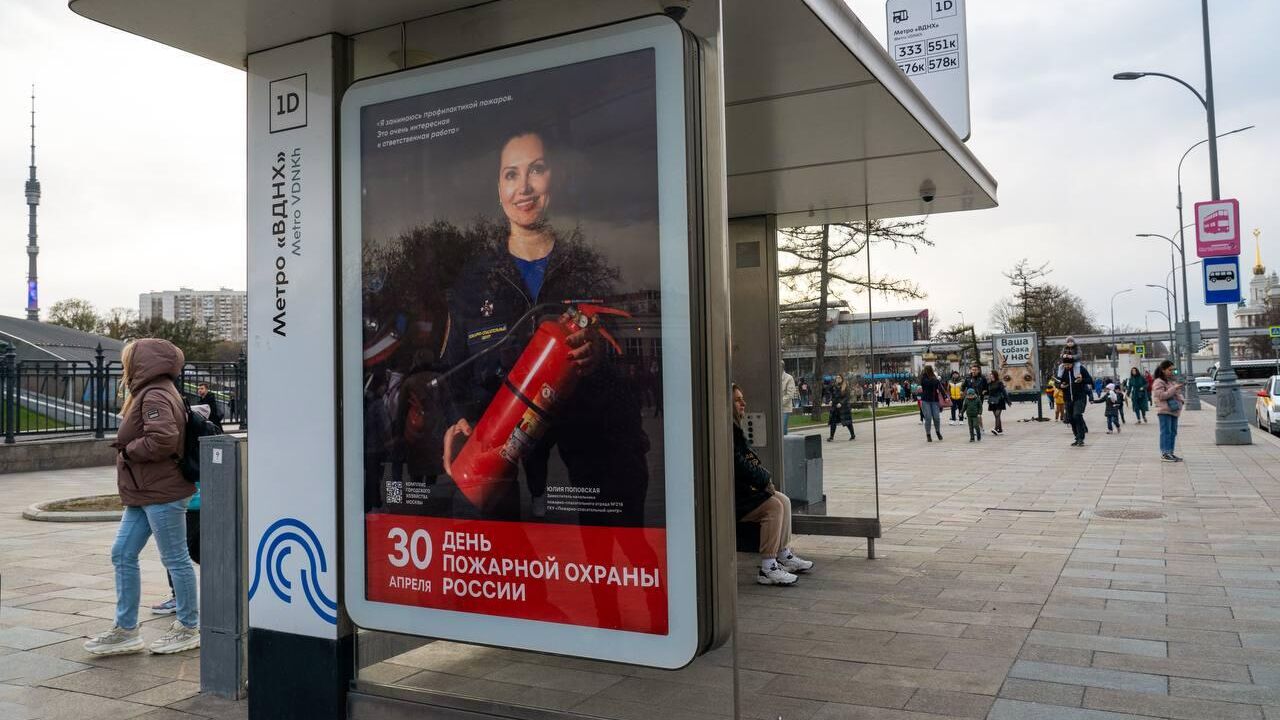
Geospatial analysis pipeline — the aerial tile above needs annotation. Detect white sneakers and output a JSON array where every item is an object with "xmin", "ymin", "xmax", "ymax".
[
  {"xmin": 83, "ymin": 620, "xmax": 200, "ymax": 656},
  {"xmin": 758, "ymin": 551, "xmax": 815, "ymax": 586},
  {"xmin": 83, "ymin": 626, "xmax": 144, "ymax": 656},
  {"xmin": 757, "ymin": 565, "xmax": 798, "ymax": 586},
  {"xmin": 779, "ymin": 553, "xmax": 814, "ymax": 574},
  {"xmin": 149, "ymin": 620, "xmax": 201, "ymax": 654}
]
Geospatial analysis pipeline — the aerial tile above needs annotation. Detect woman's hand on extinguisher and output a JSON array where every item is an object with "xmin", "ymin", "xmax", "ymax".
[
  {"xmin": 566, "ymin": 327, "xmax": 604, "ymax": 374},
  {"xmin": 442, "ymin": 419, "xmax": 473, "ymax": 476}
]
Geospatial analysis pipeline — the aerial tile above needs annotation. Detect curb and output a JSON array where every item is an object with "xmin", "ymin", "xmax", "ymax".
[{"xmin": 22, "ymin": 501, "xmax": 122, "ymax": 523}]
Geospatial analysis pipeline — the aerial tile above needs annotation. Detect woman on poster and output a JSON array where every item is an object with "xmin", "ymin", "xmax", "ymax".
[{"xmin": 439, "ymin": 128, "xmax": 650, "ymax": 524}]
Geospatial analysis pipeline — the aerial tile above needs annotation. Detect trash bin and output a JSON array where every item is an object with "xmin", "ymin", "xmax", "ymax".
[{"xmin": 782, "ymin": 433, "xmax": 823, "ymax": 507}]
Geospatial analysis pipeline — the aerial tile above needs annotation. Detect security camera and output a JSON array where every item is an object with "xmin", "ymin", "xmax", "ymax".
[
  {"xmin": 664, "ymin": 0, "xmax": 691, "ymax": 21},
  {"xmin": 919, "ymin": 180, "xmax": 936, "ymax": 203}
]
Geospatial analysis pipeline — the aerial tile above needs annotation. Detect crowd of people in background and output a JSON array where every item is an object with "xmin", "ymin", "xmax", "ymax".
[{"xmin": 781, "ymin": 334, "xmax": 1185, "ymax": 461}]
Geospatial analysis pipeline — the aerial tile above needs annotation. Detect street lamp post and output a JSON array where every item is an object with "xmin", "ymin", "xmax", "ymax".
[
  {"xmin": 1113, "ymin": 0, "xmax": 1251, "ymax": 445},
  {"xmin": 1147, "ymin": 308, "xmax": 1175, "ymax": 366},
  {"xmin": 1146, "ymin": 284, "xmax": 1176, "ymax": 360},
  {"xmin": 1139, "ymin": 227, "xmax": 1198, "ymax": 400},
  {"xmin": 1110, "ymin": 288, "xmax": 1133, "ymax": 379}
]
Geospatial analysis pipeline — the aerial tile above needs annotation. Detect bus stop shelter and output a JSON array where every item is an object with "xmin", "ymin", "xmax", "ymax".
[{"xmin": 68, "ymin": 1, "xmax": 996, "ymax": 719}]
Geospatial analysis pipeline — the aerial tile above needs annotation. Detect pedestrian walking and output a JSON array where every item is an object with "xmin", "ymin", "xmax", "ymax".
[
  {"xmin": 827, "ymin": 374, "xmax": 855, "ymax": 442},
  {"xmin": 1097, "ymin": 382, "xmax": 1122, "ymax": 434},
  {"xmin": 947, "ymin": 370, "xmax": 964, "ymax": 425},
  {"xmin": 84, "ymin": 338, "xmax": 200, "ymax": 657},
  {"xmin": 962, "ymin": 363, "xmax": 988, "ymax": 431},
  {"xmin": 1055, "ymin": 349, "xmax": 1094, "ymax": 447},
  {"xmin": 1045, "ymin": 378, "xmax": 1057, "ymax": 410},
  {"xmin": 149, "ymin": 402, "xmax": 213, "ymax": 617},
  {"xmin": 780, "ymin": 362, "xmax": 798, "ymax": 434},
  {"xmin": 1126, "ymin": 367, "xmax": 1150, "ymax": 423},
  {"xmin": 986, "ymin": 370, "xmax": 1008, "ymax": 435},
  {"xmin": 919, "ymin": 366, "xmax": 944, "ymax": 442},
  {"xmin": 1115, "ymin": 383, "xmax": 1127, "ymax": 424},
  {"xmin": 1053, "ymin": 383, "xmax": 1066, "ymax": 423},
  {"xmin": 963, "ymin": 388, "xmax": 983, "ymax": 442},
  {"xmin": 1152, "ymin": 360, "xmax": 1184, "ymax": 462}
]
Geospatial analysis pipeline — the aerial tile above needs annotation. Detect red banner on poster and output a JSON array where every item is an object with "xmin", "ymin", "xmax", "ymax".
[{"xmin": 366, "ymin": 514, "xmax": 668, "ymax": 634}]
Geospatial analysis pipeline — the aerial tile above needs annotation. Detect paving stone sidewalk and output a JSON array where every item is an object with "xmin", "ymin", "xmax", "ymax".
[
  {"xmin": 0, "ymin": 468, "xmax": 243, "ymax": 720},
  {"xmin": 5, "ymin": 403, "xmax": 1280, "ymax": 719}
]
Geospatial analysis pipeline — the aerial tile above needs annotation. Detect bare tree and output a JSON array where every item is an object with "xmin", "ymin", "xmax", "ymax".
[
  {"xmin": 98, "ymin": 307, "xmax": 137, "ymax": 340},
  {"xmin": 778, "ymin": 220, "xmax": 933, "ymax": 417}
]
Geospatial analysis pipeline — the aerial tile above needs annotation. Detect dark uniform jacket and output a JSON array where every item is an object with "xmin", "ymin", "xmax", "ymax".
[
  {"xmin": 440, "ymin": 239, "xmax": 650, "ymax": 524},
  {"xmin": 733, "ymin": 423, "xmax": 772, "ymax": 519}
]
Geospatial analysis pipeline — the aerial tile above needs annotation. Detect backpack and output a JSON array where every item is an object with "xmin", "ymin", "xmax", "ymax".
[{"xmin": 179, "ymin": 397, "xmax": 223, "ymax": 483}]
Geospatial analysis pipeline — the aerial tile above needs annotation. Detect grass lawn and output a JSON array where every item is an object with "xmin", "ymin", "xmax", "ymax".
[
  {"xmin": 15, "ymin": 406, "xmax": 68, "ymax": 432},
  {"xmin": 789, "ymin": 403, "xmax": 920, "ymax": 429}
]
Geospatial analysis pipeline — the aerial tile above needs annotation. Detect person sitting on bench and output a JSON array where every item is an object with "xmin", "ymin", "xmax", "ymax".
[{"xmin": 732, "ymin": 383, "xmax": 814, "ymax": 586}]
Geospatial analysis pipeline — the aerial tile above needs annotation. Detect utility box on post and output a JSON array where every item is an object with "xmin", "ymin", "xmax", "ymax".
[{"xmin": 201, "ymin": 435, "xmax": 247, "ymax": 699}]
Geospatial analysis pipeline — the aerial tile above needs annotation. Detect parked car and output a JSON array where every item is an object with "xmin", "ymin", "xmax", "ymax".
[
  {"xmin": 1195, "ymin": 376, "xmax": 1216, "ymax": 394},
  {"xmin": 1257, "ymin": 376, "xmax": 1280, "ymax": 435}
]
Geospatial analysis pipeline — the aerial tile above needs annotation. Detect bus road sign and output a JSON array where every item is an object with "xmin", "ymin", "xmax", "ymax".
[{"xmin": 1203, "ymin": 256, "xmax": 1242, "ymax": 305}]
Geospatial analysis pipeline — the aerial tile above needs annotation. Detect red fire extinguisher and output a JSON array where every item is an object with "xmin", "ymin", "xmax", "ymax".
[{"xmin": 446, "ymin": 303, "xmax": 629, "ymax": 513}]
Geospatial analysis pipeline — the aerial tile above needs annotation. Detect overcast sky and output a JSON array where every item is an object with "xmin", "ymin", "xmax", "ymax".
[{"xmin": 2, "ymin": 0, "xmax": 1277, "ymax": 336}]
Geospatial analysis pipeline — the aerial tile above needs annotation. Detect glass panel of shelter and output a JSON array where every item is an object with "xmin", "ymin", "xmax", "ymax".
[{"xmin": 347, "ymin": 19, "xmax": 881, "ymax": 720}]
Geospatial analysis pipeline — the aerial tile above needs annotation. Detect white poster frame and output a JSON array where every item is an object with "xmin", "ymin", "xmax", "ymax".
[
  {"xmin": 338, "ymin": 16, "xmax": 700, "ymax": 668},
  {"xmin": 992, "ymin": 332, "xmax": 1040, "ymax": 397}
]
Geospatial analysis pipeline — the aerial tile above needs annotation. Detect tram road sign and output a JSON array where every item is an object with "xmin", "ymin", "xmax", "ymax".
[{"xmin": 1203, "ymin": 255, "xmax": 1242, "ymax": 305}]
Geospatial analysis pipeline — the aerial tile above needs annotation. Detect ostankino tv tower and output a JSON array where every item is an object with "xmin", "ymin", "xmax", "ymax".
[{"xmin": 25, "ymin": 86, "xmax": 41, "ymax": 322}]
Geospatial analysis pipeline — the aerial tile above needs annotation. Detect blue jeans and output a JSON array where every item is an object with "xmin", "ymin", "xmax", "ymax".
[
  {"xmin": 112, "ymin": 498, "xmax": 198, "ymax": 629},
  {"xmin": 1158, "ymin": 413, "xmax": 1179, "ymax": 455},
  {"xmin": 782, "ymin": 412, "xmax": 790, "ymax": 434},
  {"xmin": 922, "ymin": 401, "xmax": 941, "ymax": 437}
]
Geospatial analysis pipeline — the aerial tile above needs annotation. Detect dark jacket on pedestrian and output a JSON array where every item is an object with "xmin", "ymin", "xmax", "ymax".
[
  {"xmin": 962, "ymin": 394, "xmax": 983, "ymax": 420},
  {"xmin": 987, "ymin": 380, "xmax": 1008, "ymax": 411},
  {"xmin": 196, "ymin": 390, "xmax": 222, "ymax": 426},
  {"xmin": 733, "ymin": 423, "xmax": 772, "ymax": 519},
  {"xmin": 1126, "ymin": 375, "xmax": 1149, "ymax": 412},
  {"xmin": 829, "ymin": 380, "xmax": 852, "ymax": 424},
  {"xmin": 112, "ymin": 339, "xmax": 192, "ymax": 507},
  {"xmin": 919, "ymin": 377, "xmax": 943, "ymax": 404},
  {"xmin": 961, "ymin": 373, "xmax": 988, "ymax": 399},
  {"xmin": 1095, "ymin": 388, "xmax": 1122, "ymax": 418},
  {"xmin": 1055, "ymin": 362, "xmax": 1094, "ymax": 412}
]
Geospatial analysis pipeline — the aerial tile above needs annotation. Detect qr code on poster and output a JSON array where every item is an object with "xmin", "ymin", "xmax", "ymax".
[{"xmin": 385, "ymin": 480, "xmax": 404, "ymax": 504}]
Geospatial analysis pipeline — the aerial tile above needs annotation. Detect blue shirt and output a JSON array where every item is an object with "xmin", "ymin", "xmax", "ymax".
[{"xmin": 513, "ymin": 255, "xmax": 550, "ymax": 300}]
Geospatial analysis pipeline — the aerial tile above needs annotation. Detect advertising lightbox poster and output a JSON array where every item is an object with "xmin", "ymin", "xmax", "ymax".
[
  {"xmin": 340, "ymin": 17, "xmax": 700, "ymax": 668},
  {"xmin": 992, "ymin": 332, "xmax": 1039, "ymax": 395}
]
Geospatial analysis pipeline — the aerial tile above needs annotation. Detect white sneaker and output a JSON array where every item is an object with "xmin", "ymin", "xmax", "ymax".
[
  {"xmin": 779, "ymin": 554, "xmax": 814, "ymax": 574},
  {"xmin": 531, "ymin": 495, "xmax": 547, "ymax": 518},
  {"xmin": 757, "ymin": 565, "xmax": 798, "ymax": 586},
  {"xmin": 84, "ymin": 626, "xmax": 144, "ymax": 656},
  {"xmin": 149, "ymin": 620, "xmax": 200, "ymax": 654}
]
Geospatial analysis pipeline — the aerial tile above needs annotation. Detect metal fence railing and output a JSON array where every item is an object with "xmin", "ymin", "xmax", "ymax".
[{"xmin": 1, "ymin": 346, "xmax": 247, "ymax": 444}]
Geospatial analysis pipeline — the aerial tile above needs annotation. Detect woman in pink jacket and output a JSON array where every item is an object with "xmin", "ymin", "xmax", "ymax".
[{"xmin": 1152, "ymin": 359, "xmax": 1184, "ymax": 462}]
